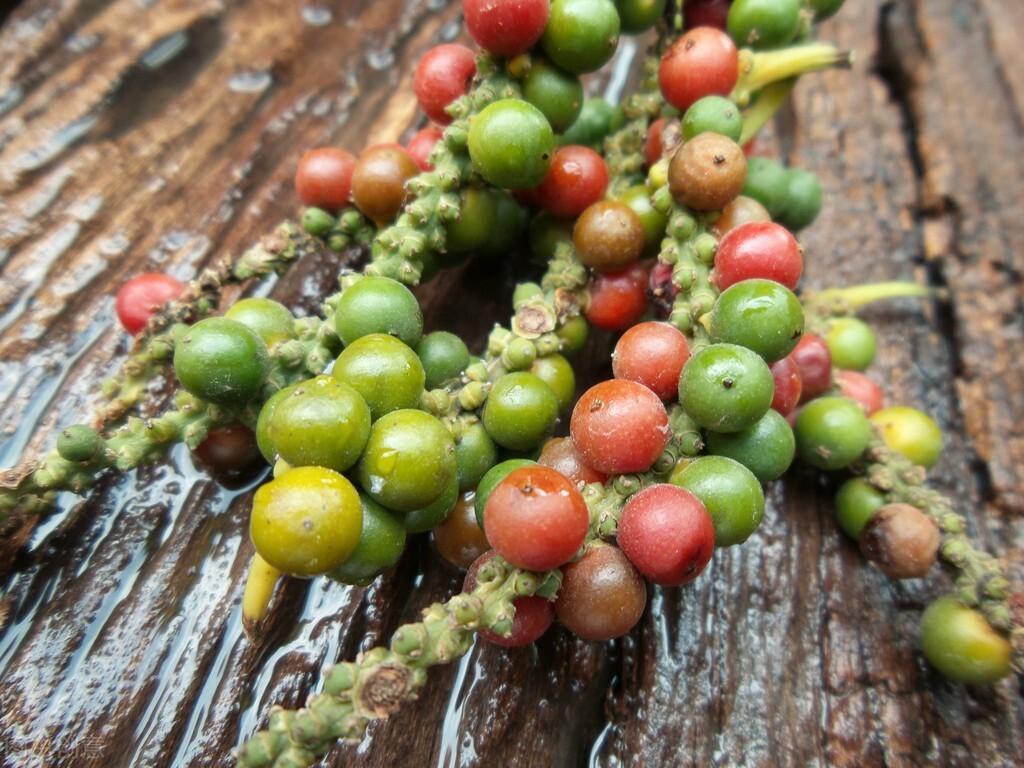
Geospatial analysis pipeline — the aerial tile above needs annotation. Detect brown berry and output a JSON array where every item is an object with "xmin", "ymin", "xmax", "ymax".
[
  {"xmin": 859, "ymin": 503, "xmax": 940, "ymax": 579},
  {"xmin": 351, "ymin": 144, "xmax": 419, "ymax": 225},
  {"xmin": 573, "ymin": 200, "xmax": 646, "ymax": 272},
  {"xmin": 668, "ymin": 133, "xmax": 747, "ymax": 212},
  {"xmin": 712, "ymin": 195, "xmax": 771, "ymax": 236},
  {"xmin": 555, "ymin": 543, "xmax": 646, "ymax": 641},
  {"xmin": 433, "ymin": 491, "xmax": 490, "ymax": 570}
]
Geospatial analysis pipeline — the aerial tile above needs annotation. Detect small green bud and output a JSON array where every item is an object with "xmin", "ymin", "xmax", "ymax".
[
  {"xmin": 323, "ymin": 663, "xmax": 356, "ymax": 695},
  {"xmin": 694, "ymin": 233, "xmax": 718, "ymax": 265},
  {"xmin": 513, "ymin": 282, "xmax": 544, "ymax": 308},
  {"xmin": 301, "ymin": 207, "xmax": 335, "ymax": 237},
  {"xmin": 502, "ymin": 337, "xmax": 537, "ymax": 370},
  {"xmin": 458, "ymin": 381, "xmax": 488, "ymax": 411},
  {"xmin": 56, "ymin": 424, "xmax": 104, "ymax": 463}
]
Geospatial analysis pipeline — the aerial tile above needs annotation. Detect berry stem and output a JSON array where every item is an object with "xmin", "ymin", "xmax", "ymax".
[
  {"xmin": 732, "ymin": 43, "xmax": 853, "ymax": 107},
  {"xmin": 814, "ymin": 280, "xmax": 944, "ymax": 310},
  {"xmin": 738, "ymin": 78, "xmax": 795, "ymax": 146}
]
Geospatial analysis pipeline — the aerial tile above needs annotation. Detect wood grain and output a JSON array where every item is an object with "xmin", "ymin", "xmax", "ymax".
[{"xmin": 0, "ymin": 1, "xmax": 1021, "ymax": 767}]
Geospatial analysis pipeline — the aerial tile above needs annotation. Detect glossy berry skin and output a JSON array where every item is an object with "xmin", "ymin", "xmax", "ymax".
[
  {"xmin": 173, "ymin": 317, "xmax": 269, "ymax": 405},
  {"xmin": 537, "ymin": 145, "xmax": 608, "ymax": 219},
  {"xmin": 335, "ymin": 276, "xmax": 424, "ymax": 347},
  {"xmin": 571, "ymin": 379, "xmax": 669, "ymax": 474},
  {"xmin": 484, "ymin": 466, "xmax": 589, "ymax": 570},
  {"xmin": 530, "ymin": 353, "xmax": 576, "ymax": 411},
  {"xmin": 329, "ymin": 494, "xmax": 407, "ymax": 586},
  {"xmin": 585, "ymin": 263, "xmax": 648, "ymax": 331},
  {"xmin": 794, "ymin": 396, "xmax": 872, "ymax": 470},
  {"xmin": 523, "ymin": 59, "xmax": 584, "ymax": 134},
  {"xmin": 269, "ymin": 376, "xmax": 372, "ymax": 472},
  {"xmin": 679, "ymin": 343, "xmax": 775, "ymax": 433},
  {"xmin": 555, "ymin": 544, "xmax": 646, "ymax": 641},
  {"xmin": 464, "ymin": 551, "xmax": 554, "ymax": 647},
  {"xmin": 668, "ymin": 132, "xmax": 747, "ymax": 211},
  {"xmin": 769, "ymin": 356, "xmax": 802, "ymax": 416},
  {"xmin": 557, "ymin": 314, "xmax": 590, "ymax": 355},
  {"xmin": 250, "ymin": 466, "xmax": 362, "ymax": 577},
  {"xmin": 870, "ymin": 406, "xmax": 943, "ymax": 468},
  {"xmin": 825, "ymin": 317, "xmax": 876, "ymax": 371},
  {"xmin": 682, "ymin": 95, "xmax": 742, "ymax": 142},
  {"xmin": 194, "ymin": 423, "xmax": 263, "ymax": 476},
  {"xmin": 742, "ymin": 156, "xmax": 788, "ymax": 217},
  {"xmin": 417, "ymin": 331, "xmax": 470, "ymax": 390},
  {"xmin": 483, "ymin": 372, "xmax": 560, "ymax": 451},
  {"xmin": 357, "ymin": 409, "xmax": 457, "ymax": 512},
  {"xmin": 834, "ymin": 477, "xmax": 886, "ymax": 539},
  {"xmin": 777, "ymin": 168, "xmax": 823, "ymax": 231},
  {"xmin": 455, "ymin": 423, "xmax": 499, "ymax": 491},
  {"xmin": 712, "ymin": 196, "xmax": 771, "ymax": 237},
  {"xmin": 559, "ymin": 98, "xmax": 624, "ymax": 149},
  {"xmin": 254, "ymin": 385, "xmax": 294, "ymax": 463},
  {"xmin": 434, "ymin": 491, "xmax": 491, "ymax": 569},
  {"xmin": 116, "ymin": 273, "xmax": 185, "ymax": 334},
  {"xmin": 684, "ymin": 0, "xmax": 731, "ymax": 29},
  {"xmin": 225, "ymin": 298, "xmax": 295, "ymax": 346},
  {"xmin": 709, "ymin": 279, "xmax": 804, "ymax": 362},
  {"xmin": 612, "ymin": 321, "xmax": 690, "ymax": 401},
  {"xmin": 333, "ymin": 334, "xmax": 425, "ymax": 419},
  {"xmin": 295, "ymin": 147, "xmax": 357, "ymax": 211},
  {"xmin": 617, "ymin": 0, "xmax": 666, "ymax": 33},
  {"xmin": 618, "ymin": 484, "xmax": 714, "ymax": 586},
  {"xmin": 727, "ymin": 0, "xmax": 801, "ymax": 49},
  {"xmin": 714, "ymin": 222, "xmax": 804, "ymax": 291},
  {"xmin": 402, "ymin": 474, "xmax": 460, "ymax": 533},
  {"xmin": 445, "ymin": 187, "xmax": 499, "ymax": 255},
  {"xmin": 644, "ymin": 117, "xmax": 666, "ymax": 167},
  {"xmin": 920, "ymin": 596, "xmax": 1013, "ymax": 685},
  {"xmin": 706, "ymin": 409, "xmax": 795, "ymax": 482},
  {"xmin": 542, "ymin": 0, "xmax": 621, "ymax": 74},
  {"xmin": 538, "ymin": 437, "xmax": 606, "ymax": 486},
  {"xmin": 406, "ymin": 126, "xmax": 444, "ymax": 171},
  {"xmin": 837, "ymin": 370, "xmax": 884, "ymax": 415},
  {"xmin": 474, "ymin": 459, "xmax": 538, "ymax": 528},
  {"xmin": 574, "ymin": 200, "xmax": 646, "ymax": 271},
  {"xmin": 468, "ymin": 99, "xmax": 555, "ymax": 189},
  {"xmin": 658, "ymin": 27, "xmax": 739, "ymax": 112},
  {"xmin": 618, "ymin": 185, "xmax": 667, "ymax": 255},
  {"xmin": 351, "ymin": 144, "xmax": 419, "ymax": 226},
  {"xmin": 670, "ymin": 455, "xmax": 765, "ymax": 546},
  {"xmin": 414, "ymin": 44, "xmax": 476, "ymax": 125},
  {"xmin": 463, "ymin": 0, "xmax": 550, "ymax": 57},
  {"xmin": 790, "ymin": 333, "xmax": 832, "ymax": 402}
]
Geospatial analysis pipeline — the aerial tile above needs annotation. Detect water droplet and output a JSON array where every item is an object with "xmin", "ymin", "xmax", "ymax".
[
  {"xmin": 65, "ymin": 32, "xmax": 100, "ymax": 53},
  {"xmin": 68, "ymin": 194, "xmax": 104, "ymax": 222},
  {"xmin": 366, "ymin": 48, "xmax": 394, "ymax": 71},
  {"xmin": 376, "ymin": 449, "xmax": 398, "ymax": 474},
  {"xmin": 300, "ymin": 5, "xmax": 333, "ymax": 26},
  {"xmin": 141, "ymin": 31, "xmax": 189, "ymax": 69},
  {"xmin": 0, "ymin": 85, "xmax": 23, "ymax": 117},
  {"xmin": 228, "ymin": 70, "xmax": 273, "ymax": 94},
  {"xmin": 14, "ymin": 113, "xmax": 98, "ymax": 172},
  {"xmin": 99, "ymin": 232, "xmax": 130, "ymax": 255}
]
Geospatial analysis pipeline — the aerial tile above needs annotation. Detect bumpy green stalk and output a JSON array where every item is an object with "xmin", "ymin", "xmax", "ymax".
[{"xmin": 605, "ymin": 56, "xmax": 665, "ymax": 192}]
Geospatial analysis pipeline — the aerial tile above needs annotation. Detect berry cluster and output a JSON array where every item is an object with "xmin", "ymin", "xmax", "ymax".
[{"xmin": 0, "ymin": 2, "xmax": 1018, "ymax": 766}]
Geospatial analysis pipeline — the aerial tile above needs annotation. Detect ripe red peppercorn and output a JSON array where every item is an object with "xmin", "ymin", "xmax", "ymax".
[
  {"xmin": 658, "ymin": 27, "xmax": 739, "ymax": 112},
  {"xmin": 483, "ymin": 466, "xmax": 589, "ymax": 571},
  {"xmin": 556, "ymin": 544, "xmax": 646, "ymax": 641},
  {"xmin": 684, "ymin": 0, "xmax": 731, "ymax": 30},
  {"xmin": 713, "ymin": 221, "xmax": 804, "ymax": 291},
  {"xmin": 837, "ymin": 370, "xmax": 884, "ymax": 415},
  {"xmin": 463, "ymin": 0, "xmax": 550, "ymax": 58},
  {"xmin": 571, "ymin": 379, "xmax": 670, "ymax": 474},
  {"xmin": 612, "ymin": 321, "xmax": 690, "ymax": 401},
  {"xmin": 115, "ymin": 272, "xmax": 185, "ymax": 335},
  {"xmin": 644, "ymin": 117, "xmax": 666, "ymax": 167},
  {"xmin": 414, "ymin": 44, "xmax": 477, "ymax": 125},
  {"xmin": 769, "ymin": 355, "xmax": 803, "ymax": 416},
  {"xmin": 406, "ymin": 126, "xmax": 444, "ymax": 171},
  {"xmin": 585, "ymin": 263, "xmax": 648, "ymax": 331},
  {"xmin": 464, "ymin": 551, "xmax": 554, "ymax": 647},
  {"xmin": 790, "ymin": 333, "xmax": 832, "ymax": 403},
  {"xmin": 538, "ymin": 436, "xmax": 607, "ymax": 486},
  {"xmin": 351, "ymin": 144, "xmax": 420, "ymax": 226},
  {"xmin": 618, "ymin": 484, "xmax": 715, "ymax": 586},
  {"xmin": 536, "ymin": 145, "xmax": 609, "ymax": 219},
  {"xmin": 294, "ymin": 147, "xmax": 357, "ymax": 211}
]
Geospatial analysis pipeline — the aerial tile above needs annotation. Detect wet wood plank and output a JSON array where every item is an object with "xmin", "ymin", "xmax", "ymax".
[{"xmin": 0, "ymin": 1, "xmax": 1021, "ymax": 767}]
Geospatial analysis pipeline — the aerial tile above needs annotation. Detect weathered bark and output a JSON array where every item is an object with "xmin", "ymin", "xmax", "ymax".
[{"xmin": 0, "ymin": 1, "xmax": 1020, "ymax": 767}]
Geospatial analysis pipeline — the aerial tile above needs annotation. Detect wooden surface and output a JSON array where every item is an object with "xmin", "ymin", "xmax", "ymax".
[{"xmin": 0, "ymin": 1, "xmax": 1022, "ymax": 766}]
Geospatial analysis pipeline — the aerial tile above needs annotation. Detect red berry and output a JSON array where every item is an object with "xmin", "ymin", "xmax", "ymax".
[
  {"xmin": 571, "ymin": 379, "xmax": 669, "ymax": 474},
  {"xmin": 538, "ymin": 436, "xmax": 607, "ymax": 486},
  {"xmin": 483, "ymin": 466, "xmax": 589, "ymax": 571},
  {"xmin": 406, "ymin": 126, "xmax": 444, "ymax": 171},
  {"xmin": 536, "ymin": 145, "xmax": 609, "ymax": 219},
  {"xmin": 413, "ymin": 44, "xmax": 476, "ymax": 125},
  {"xmin": 769, "ymin": 355, "xmax": 802, "ymax": 415},
  {"xmin": 713, "ymin": 222, "xmax": 803, "ymax": 291},
  {"xmin": 555, "ymin": 544, "xmax": 646, "ymax": 641},
  {"xmin": 648, "ymin": 261, "xmax": 679, "ymax": 306},
  {"xmin": 585, "ymin": 263, "xmax": 648, "ymax": 331},
  {"xmin": 463, "ymin": 0, "xmax": 550, "ymax": 58},
  {"xmin": 465, "ymin": 551, "xmax": 554, "ymax": 646},
  {"xmin": 644, "ymin": 117, "xmax": 666, "ymax": 168},
  {"xmin": 618, "ymin": 484, "xmax": 715, "ymax": 586},
  {"xmin": 612, "ymin": 321, "xmax": 690, "ymax": 401},
  {"xmin": 837, "ymin": 370, "xmax": 884, "ymax": 415},
  {"xmin": 684, "ymin": 0, "xmax": 731, "ymax": 30},
  {"xmin": 294, "ymin": 148, "xmax": 357, "ymax": 211},
  {"xmin": 115, "ymin": 273, "xmax": 185, "ymax": 335},
  {"xmin": 790, "ymin": 333, "xmax": 832, "ymax": 403},
  {"xmin": 658, "ymin": 27, "xmax": 738, "ymax": 112}
]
